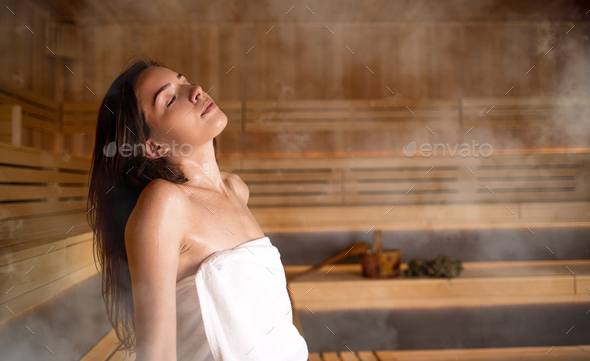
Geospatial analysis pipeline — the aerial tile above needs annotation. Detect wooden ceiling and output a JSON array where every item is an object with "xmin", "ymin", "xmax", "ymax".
[{"xmin": 27, "ymin": 0, "xmax": 590, "ymax": 24}]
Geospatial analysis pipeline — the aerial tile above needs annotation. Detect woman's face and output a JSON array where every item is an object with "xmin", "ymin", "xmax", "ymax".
[{"xmin": 135, "ymin": 66, "xmax": 227, "ymax": 157}]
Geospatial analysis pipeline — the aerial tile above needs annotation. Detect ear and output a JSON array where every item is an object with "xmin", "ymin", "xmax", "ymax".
[{"xmin": 145, "ymin": 140, "xmax": 168, "ymax": 160}]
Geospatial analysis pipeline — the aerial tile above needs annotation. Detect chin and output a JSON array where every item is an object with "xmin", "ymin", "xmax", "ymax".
[{"xmin": 211, "ymin": 112, "xmax": 228, "ymax": 134}]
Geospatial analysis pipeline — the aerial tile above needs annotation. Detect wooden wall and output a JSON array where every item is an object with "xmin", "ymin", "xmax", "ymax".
[
  {"xmin": 0, "ymin": 1, "xmax": 58, "ymax": 100},
  {"xmin": 2, "ymin": 0, "xmax": 589, "ymax": 156},
  {"xmin": 71, "ymin": 21, "xmax": 590, "ymax": 102}
]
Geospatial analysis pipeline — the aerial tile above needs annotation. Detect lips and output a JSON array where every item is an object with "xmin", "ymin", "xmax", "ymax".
[{"xmin": 201, "ymin": 99, "xmax": 216, "ymax": 116}]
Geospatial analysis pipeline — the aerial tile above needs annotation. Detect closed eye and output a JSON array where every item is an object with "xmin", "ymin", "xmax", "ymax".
[{"xmin": 167, "ymin": 95, "xmax": 176, "ymax": 107}]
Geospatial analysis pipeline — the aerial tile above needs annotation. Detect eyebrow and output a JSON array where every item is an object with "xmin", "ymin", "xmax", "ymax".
[{"xmin": 153, "ymin": 73, "xmax": 183, "ymax": 109}]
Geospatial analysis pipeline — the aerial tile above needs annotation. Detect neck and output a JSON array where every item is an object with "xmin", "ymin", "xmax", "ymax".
[{"xmin": 168, "ymin": 139, "xmax": 227, "ymax": 196}]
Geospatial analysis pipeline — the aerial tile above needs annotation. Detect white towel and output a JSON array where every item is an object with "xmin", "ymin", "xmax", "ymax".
[{"xmin": 177, "ymin": 236, "xmax": 309, "ymax": 361}]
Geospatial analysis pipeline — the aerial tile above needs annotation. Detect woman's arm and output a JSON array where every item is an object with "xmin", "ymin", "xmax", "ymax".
[{"xmin": 125, "ymin": 179, "xmax": 186, "ymax": 361}]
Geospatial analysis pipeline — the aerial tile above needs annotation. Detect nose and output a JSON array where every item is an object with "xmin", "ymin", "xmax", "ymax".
[{"xmin": 191, "ymin": 85, "xmax": 203, "ymax": 104}]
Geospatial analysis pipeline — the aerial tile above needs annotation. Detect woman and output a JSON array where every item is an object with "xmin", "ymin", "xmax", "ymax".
[{"xmin": 87, "ymin": 56, "xmax": 309, "ymax": 361}]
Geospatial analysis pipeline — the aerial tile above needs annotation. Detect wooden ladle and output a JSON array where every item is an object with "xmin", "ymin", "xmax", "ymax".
[
  {"xmin": 372, "ymin": 230, "xmax": 383, "ymax": 252},
  {"xmin": 286, "ymin": 241, "xmax": 371, "ymax": 281}
]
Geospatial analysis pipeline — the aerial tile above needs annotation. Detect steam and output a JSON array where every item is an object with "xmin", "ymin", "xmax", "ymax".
[{"xmin": 0, "ymin": 275, "xmax": 113, "ymax": 361}]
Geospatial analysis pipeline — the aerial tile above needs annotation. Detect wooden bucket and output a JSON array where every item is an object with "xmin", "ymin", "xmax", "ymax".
[
  {"xmin": 360, "ymin": 230, "xmax": 402, "ymax": 278},
  {"xmin": 360, "ymin": 249, "xmax": 403, "ymax": 278}
]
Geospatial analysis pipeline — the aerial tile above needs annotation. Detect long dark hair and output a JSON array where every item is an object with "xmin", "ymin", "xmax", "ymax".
[{"xmin": 87, "ymin": 56, "xmax": 217, "ymax": 352}]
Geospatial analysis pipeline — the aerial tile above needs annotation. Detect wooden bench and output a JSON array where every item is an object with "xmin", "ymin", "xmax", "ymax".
[
  {"xmin": 0, "ymin": 142, "xmax": 118, "ymax": 360},
  {"xmin": 288, "ymin": 261, "xmax": 590, "ymax": 360},
  {"xmin": 84, "ymin": 335, "xmax": 590, "ymax": 361},
  {"xmin": 80, "ymin": 329, "xmax": 136, "ymax": 361},
  {"xmin": 0, "ymin": 84, "xmax": 59, "ymax": 150},
  {"xmin": 0, "ymin": 142, "xmax": 94, "ymax": 322},
  {"xmin": 285, "ymin": 260, "xmax": 590, "ymax": 311},
  {"xmin": 308, "ymin": 345, "xmax": 590, "ymax": 360}
]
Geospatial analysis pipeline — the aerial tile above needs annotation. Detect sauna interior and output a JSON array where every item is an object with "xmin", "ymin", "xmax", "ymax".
[{"xmin": 1, "ymin": 0, "xmax": 590, "ymax": 360}]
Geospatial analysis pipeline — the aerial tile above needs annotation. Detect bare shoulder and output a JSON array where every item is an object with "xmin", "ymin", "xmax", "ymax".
[
  {"xmin": 125, "ymin": 178, "xmax": 188, "ymax": 245},
  {"xmin": 136, "ymin": 178, "xmax": 187, "ymax": 211},
  {"xmin": 223, "ymin": 171, "xmax": 249, "ymax": 204}
]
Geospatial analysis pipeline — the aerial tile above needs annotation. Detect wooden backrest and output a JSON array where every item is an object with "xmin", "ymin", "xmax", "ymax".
[
  {"xmin": 0, "ymin": 143, "xmax": 91, "ymax": 247},
  {"xmin": 59, "ymin": 97, "xmax": 590, "ymax": 134},
  {"xmin": 219, "ymin": 151, "xmax": 590, "ymax": 207},
  {"xmin": 0, "ymin": 84, "xmax": 58, "ymax": 149},
  {"xmin": 245, "ymin": 98, "xmax": 459, "ymax": 132},
  {"xmin": 59, "ymin": 97, "xmax": 590, "ymax": 157},
  {"xmin": 461, "ymin": 97, "xmax": 590, "ymax": 127},
  {"xmin": 0, "ymin": 142, "xmax": 95, "ymax": 323},
  {"xmin": 62, "ymin": 102, "xmax": 100, "ymax": 134}
]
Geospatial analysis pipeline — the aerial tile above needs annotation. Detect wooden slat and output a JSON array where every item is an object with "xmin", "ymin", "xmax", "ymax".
[
  {"xmin": 0, "ymin": 82, "xmax": 57, "ymax": 110},
  {"xmin": 238, "ymin": 170, "xmax": 341, "ymax": 182},
  {"xmin": 0, "ymin": 232, "xmax": 92, "ymax": 267},
  {"xmin": 0, "ymin": 200, "xmax": 87, "ymax": 219},
  {"xmin": 67, "ymin": 240, "xmax": 94, "ymax": 273},
  {"xmin": 321, "ymin": 352, "xmax": 341, "ymax": 361},
  {"xmin": 248, "ymin": 194, "xmax": 343, "ymax": 206},
  {"xmin": 245, "ymin": 98, "xmax": 460, "ymax": 132},
  {"xmin": 374, "ymin": 344, "xmax": 590, "ymax": 360},
  {"xmin": 249, "ymin": 182, "xmax": 340, "ymax": 194},
  {"xmin": 308, "ymin": 353, "xmax": 323, "ymax": 361},
  {"xmin": 1, "ymin": 239, "xmax": 94, "ymax": 305},
  {"xmin": 234, "ymin": 152, "xmax": 589, "ymax": 171},
  {"xmin": 343, "ymin": 192, "xmax": 589, "ymax": 206},
  {"xmin": 0, "ymin": 212, "xmax": 91, "ymax": 247},
  {"xmin": 0, "ymin": 165, "xmax": 88, "ymax": 183},
  {"xmin": 344, "ymin": 167, "xmax": 581, "ymax": 180},
  {"xmin": 287, "ymin": 261, "xmax": 590, "ymax": 312},
  {"xmin": 79, "ymin": 329, "xmax": 120, "ymax": 361},
  {"xmin": 0, "ymin": 184, "xmax": 88, "ymax": 202},
  {"xmin": 61, "ymin": 102, "xmax": 100, "ymax": 134},
  {"xmin": 231, "ymin": 152, "xmax": 590, "ymax": 207},
  {"xmin": 0, "ymin": 262, "xmax": 97, "ymax": 323},
  {"xmin": 461, "ymin": 97, "xmax": 590, "ymax": 130},
  {"xmin": 345, "ymin": 180, "xmax": 458, "ymax": 193},
  {"xmin": 297, "ymin": 294, "xmax": 590, "ymax": 312},
  {"xmin": 462, "ymin": 119, "xmax": 590, "ymax": 129},
  {"xmin": 108, "ymin": 347, "xmax": 136, "ymax": 361},
  {"xmin": 250, "ymin": 202, "xmax": 590, "ymax": 233},
  {"xmin": 63, "ymin": 113, "xmax": 99, "ymax": 122},
  {"xmin": 62, "ymin": 102, "xmax": 101, "ymax": 112},
  {"xmin": 0, "ymin": 142, "xmax": 90, "ymax": 170},
  {"xmin": 246, "ymin": 99, "xmax": 353, "ymax": 109},
  {"xmin": 20, "ymin": 104, "xmax": 57, "ymax": 122},
  {"xmin": 357, "ymin": 351, "xmax": 379, "ymax": 361},
  {"xmin": 62, "ymin": 125, "xmax": 98, "ymax": 134},
  {"xmin": 340, "ymin": 351, "xmax": 361, "ymax": 361},
  {"xmin": 462, "ymin": 97, "xmax": 590, "ymax": 107},
  {"xmin": 1, "ymin": 246, "xmax": 64, "ymax": 297}
]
